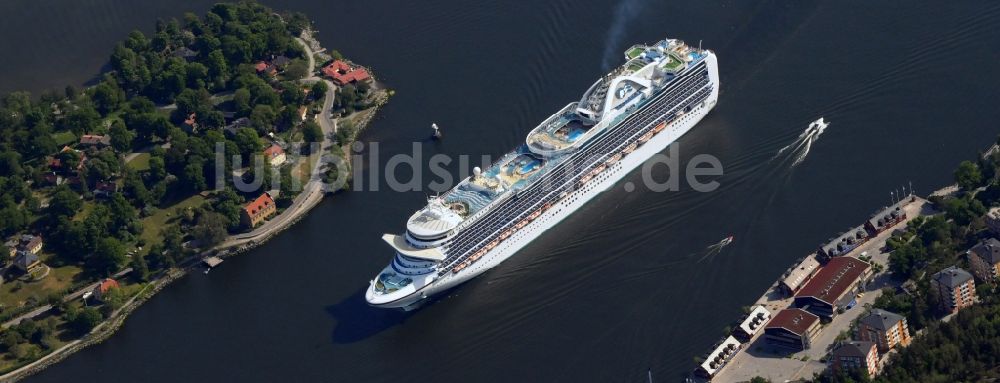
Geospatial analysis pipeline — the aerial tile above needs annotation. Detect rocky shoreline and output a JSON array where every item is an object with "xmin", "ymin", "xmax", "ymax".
[{"xmin": 0, "ymin": 27, "xmax": 390, "ymax": 383}]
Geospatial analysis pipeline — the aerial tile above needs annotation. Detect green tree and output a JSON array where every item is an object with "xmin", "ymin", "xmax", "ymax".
[
  {"xmin": 109, "ymin": 120, "xmax": 135, "ymax": 152},
  {"xmin": 249, "ymin": 104, "xmax": 277, "ymax": 133},
  {"xmin": 283, "ymin": 59, "xmax": 309, "ymax": 80},
  {"xmin": 233, "ymin": 88, "xmax": 252, "ymax": 117},
  {"xmin": 148, "ymin": 156, "xmax": 167, "ymax": 182},
  {"xmin": 92, "ymin": 237, "xmax": 128, "ymax": 274},
  {"xmin": 279, "ymin": 81, "xmax": 305, "ymax": 105},
  {"xmin": 48, "ymin": 186, "xmax": 82, "ymax": 218},
  {"xmin": 61, "ymin": 105, "xmax": 101, "ymax": 135},
  {"xmin": 193, "ymin": 211, "xmax": 229, "ymax": 247},
  {"xmin": 91, "ymin": 77, "xmax": 124, "ymax": 115},
  {"xmin": 68, "ymin": 307, "xmax": 104, "ymax": 335},
  {"xmin": 181, "ymin": 161, "xmax": 207, "ymax": 192},
  {"xmin": 99, "ymin": 287, "xmax": 127, "ymax": 317},
  {"xmin": 954, "ymin": 160, "xmax": 983, "ymax": 191},
  {"xmin": 131, "ymin": 252, "xmax": 150, "ymax": 281},
  {"xmin": 311, "ymin": 81, "xmax": 328, "ymax": 97},
  {"xmin": 301, "ymin": 120, "xmax": 323, "ymax": 148},
  {"xmin": 233, "ymin": 127, "xmax": 263, "ymax": 159}
]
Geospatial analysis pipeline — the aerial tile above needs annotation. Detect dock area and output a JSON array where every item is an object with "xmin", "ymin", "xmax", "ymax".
[
  {"xmin": 202, "ymin": 256, "xmax": 224, "ymax": 268},
  {"xmin": 694, "ymin": 195, "xmax": 934, "ymax": 383}
]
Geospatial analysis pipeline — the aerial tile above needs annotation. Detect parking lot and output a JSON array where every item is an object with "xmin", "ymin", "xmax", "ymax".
[{"xmin": 710, "ymin": 198, "xmax": 931, "ymax": 382}]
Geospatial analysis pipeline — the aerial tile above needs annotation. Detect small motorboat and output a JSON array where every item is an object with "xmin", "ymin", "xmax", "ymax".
[{"xmin": 720, "ymin": 235, "xmax": 734, "ymax": 246}]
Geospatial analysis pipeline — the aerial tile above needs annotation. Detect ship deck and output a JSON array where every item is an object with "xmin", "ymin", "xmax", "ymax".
[{"xmin": 438, "ymin": 58, "xmax": 712, "ymax": 273}]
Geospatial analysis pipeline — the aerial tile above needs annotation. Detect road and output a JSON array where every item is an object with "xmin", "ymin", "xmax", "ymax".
[
  {"xmin": 711, "ymin": 198, "xmax": 931, "ymax": 382},
  {"xmin": 217, "ymin": 37, "xmax": 337, "ymax": 250},
  {"xmin": 2, "ymin": 268, "xmax": 132, "ymax": 329}
]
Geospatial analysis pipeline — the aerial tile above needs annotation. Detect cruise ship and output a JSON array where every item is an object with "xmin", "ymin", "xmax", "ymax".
[{"xmin": 366, "ymin": 38, "xmax": 720, "ymax": 310}]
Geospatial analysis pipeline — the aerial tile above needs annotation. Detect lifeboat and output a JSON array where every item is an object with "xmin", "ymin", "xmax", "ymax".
[
  {"xmin": 515, "ymin": 219, "xmax": 529, "ymax": 229},
  {"xmin": 578, "ymin": 174, "xmax": 593, "ymax": 187},
  {"xmin": 485, "ymin": 240, "xmax": 499, "ymax": 251},
  {"xmin": 542, "ymin": 202, "xmax": 553, "ymax": 211},
  {"xmin": 499, "ymin": 229, "xmax": 513, "ymax": 240},
  {"xmin": 653, "ymin": 121, "xmax": 667, "ymax": 134},
  {"xmin": 593, "ymin": 164, "xmax": 607, "ymax": 175},
  {"xmin": 527, "ymin": 210, "xmax": 542, "ymax": 221},
  {"xmin": 605, "ymin": 153, "xmax": 622, "ymax": 165},
  {"xmin": 453, "ymin": 261, "xmax": 468, "ymax": 273},
  {"xmin": 622, "ymin": 142, "xmax": 638, "ymax": 154},
  {"xmin": 472, "ymin": 248, "xmax": 487, "ymax": 260},
  {"xmin": 638, "ymin": 130, "xmax": 654, "ymax": 143}
]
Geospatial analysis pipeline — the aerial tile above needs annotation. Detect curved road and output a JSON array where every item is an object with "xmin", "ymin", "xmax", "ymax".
[{"xmin": 218, "ymin": 37, "xmax": 338, "ymax": 249}]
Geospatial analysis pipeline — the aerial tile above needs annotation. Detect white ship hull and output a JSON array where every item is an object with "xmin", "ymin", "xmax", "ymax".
[{"xmin": 370, "ymin": 54, "xmax": 720, "ymax": 310}]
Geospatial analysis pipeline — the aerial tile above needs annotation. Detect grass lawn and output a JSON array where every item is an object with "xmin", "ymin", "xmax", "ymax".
[
  {"xmin": 138, "ymin": 194, "xmax": 206, "ymax": 249},
  {"xmin": 126, "ymin": 152, "xmax": 151, "ymax": 172},
  {"xmin": 50, "ymin": 131, "xmax": 77, "ymax": 147},
  {"xmin": 0, "ymin": 262, "xmax": 84, "ymax": 310},
  {"xmin": 292, "ymin": 151, "xmax": 319, "ymax": 185},
  {"xmin": 72, "ymin": 201, "xmax": 96, "ymax": 222}
]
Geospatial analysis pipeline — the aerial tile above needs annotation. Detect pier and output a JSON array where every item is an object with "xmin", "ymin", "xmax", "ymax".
[{"xmin": 696, "ymin": 195, "xmax": 933, "ymax": 382}]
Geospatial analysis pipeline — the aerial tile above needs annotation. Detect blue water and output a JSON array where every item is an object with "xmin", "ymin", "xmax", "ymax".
[{"xmin": 10, "ymin": 1, "xmax": 1000, "ymax": 382}]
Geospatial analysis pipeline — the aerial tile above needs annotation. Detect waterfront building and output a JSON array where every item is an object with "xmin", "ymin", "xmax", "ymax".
[
  {"xmin": 779, "ymin": 254, "xmax": 821, "ymax": 296},
  {"xmin": 733, "ymin": 305, "xmax": 771, "ymax": 342},
  {"xmin": 793, "ymin": 256, "xmax": 871, "ymax": 319},
  {"xmin": 241, "ymin": 193, "xmax": 277, "ymax": 228},
  {"xmin": 967, "ymin": 238, "xmax": 1000, "ymax": 283},
  {"xmin": 764, "ymin": 308, "xmax": 821, "ymax": 351},
  {"xmin": 857, "ymin": 308, "xmax": 911, "ymax": 352},
  {"xmin": 694, "ymin": 336, "xmax": 741, "ymax": 380},
  {"xmin": 93, "ymin": 278, "xmax": 120, "ymax": 301},
  {"xmin": 830, "ymin": 341, "xmax": 879, "ymax": 377},
  {"xmin": 864, "ymin": 199, "xmax": 909, "ymax": 235},
  {"xmin": 818, "ymin": 226, "xmax": 870, "ymax": 259},
  {"xmin": 931, "ymin": 266, "xmax": 976, "ymax": 314},
  {"xmin": 322, "ymin": 60, "xmax": 370, "ymax": 86}
]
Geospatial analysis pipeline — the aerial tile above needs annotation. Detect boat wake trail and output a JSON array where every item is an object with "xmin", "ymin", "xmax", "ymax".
[
  {"xmin": 772, "ymin": 117, "xmax": 828, "ymax": 168},
  {"xmin": 697, "ymin": 235, "xmax": 733, "ymax": 263}
]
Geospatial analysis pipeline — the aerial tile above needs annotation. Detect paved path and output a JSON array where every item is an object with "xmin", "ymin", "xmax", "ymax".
[
  {"xmin": 217, "ymin": 37, "xmax": 337, "ymax": 250},
  {"xmin": 2, "ymin": 268, "xmax": 132, "ymax": 329},
  {"xmin": 711, "ymin": 198, "xmax": 931, "ymax": 382}
]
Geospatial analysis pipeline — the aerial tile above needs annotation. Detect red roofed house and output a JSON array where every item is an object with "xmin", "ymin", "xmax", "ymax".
[
  {"xmin": 79, "ymin": 134, "xmax": 111, "ymax": 146},
  {"xmin": 255, "ymin": 61, "xmax": 277, "ymax": 77},
  {"xmin": 322, "ymin": 60, "xmax": 370, "ymax": 86},
  {"xmin": 763, "ymin": 308, "xmax": 821, "ymax": 351},
  {"xmin": 93, "ymin": 278, "xmax": 120, "ymax": 301},
  {"xmin": 241, "ymin": 192, "xmax": 277, "ymax": 228},
  {"xmin": 793, "ymin": 256, "xmax": 872, "ymax": 319},
  {"xmin": 49, "ymin": 146, "xmax": 87, "ymax": 173},
  {"xmin": 263, "ymin": 144, "xmax": 286, "ymax": 167}
]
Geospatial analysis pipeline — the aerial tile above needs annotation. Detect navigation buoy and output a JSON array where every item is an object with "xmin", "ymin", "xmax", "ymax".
[{"xmin": 432, "ymin": 123, "xmax": 442, "ymax": 140}]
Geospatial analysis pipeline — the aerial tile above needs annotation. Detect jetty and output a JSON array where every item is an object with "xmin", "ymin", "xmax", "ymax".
[{"xmin": 695, "ymin": 194, "xmax": 932, "ymax": 382}]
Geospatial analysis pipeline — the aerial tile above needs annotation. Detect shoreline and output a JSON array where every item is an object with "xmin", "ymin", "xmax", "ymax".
[{"xmin": 0, "ymin": 26, "xmax": 389, "ymax": 383}]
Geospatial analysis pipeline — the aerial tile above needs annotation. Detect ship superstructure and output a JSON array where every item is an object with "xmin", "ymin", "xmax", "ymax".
[{"xmin": 367, "ymin": 38, "xmax": 720, "ymax": 309}]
